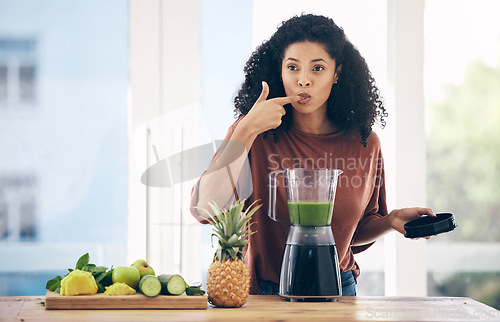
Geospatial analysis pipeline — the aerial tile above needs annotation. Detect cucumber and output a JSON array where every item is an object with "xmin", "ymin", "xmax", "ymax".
[
  {"xmin": 186, "ymin": 287, "xmax": 205, "ymax": 296},
  {"xmin": 138, "ymin": 275, "xmax": 161, "ymax": 297},
  {"xmin": 157, "ymin": 274, "xmax": 187, "ymax": 295}
]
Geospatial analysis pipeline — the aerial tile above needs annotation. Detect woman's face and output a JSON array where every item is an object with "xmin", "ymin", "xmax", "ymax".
[{"xmin": 281, "ymin": 41, "xmax": 340, "ymax": 116}]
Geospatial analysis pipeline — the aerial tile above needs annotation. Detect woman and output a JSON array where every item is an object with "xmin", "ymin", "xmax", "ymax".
[{"xmin": 190, "ymin": 14, "xmax": 434, "ymax": 296}]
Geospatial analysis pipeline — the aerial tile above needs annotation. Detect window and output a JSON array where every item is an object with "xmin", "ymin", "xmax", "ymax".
[
  {"xmin": 19, "ymin": 65, "xmax": 36, "ymax": 101},
  {"xmin": 0, "ymin": 1, "xmax": 128, "ymax": 296},
  {"xmin": 0, "ymin": 65, "xmax": 7, "ymax": 100},
  {"xmin": 0, "ymin": 176, "xmax": 37, "ymax": 241},
  {"xmin": 425, "ymin": 0, "xmax": 500, "ymax": 310},
  {"xmin": 0, "ymin": 38, "xmax": 37, "ymax": 105}
]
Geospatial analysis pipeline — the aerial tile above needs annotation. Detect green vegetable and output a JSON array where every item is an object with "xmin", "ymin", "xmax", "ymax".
[
  {"xmin": 46, "ymin": 275, "xmax": 62, "ymax": 293},
  {"xmin": 138, "ymin": 275, "xmax": 162, "ymax": 297},
  {"xmin": 45, "ymin": 253, "xmax": 113, "ymax": 294},
  {"xmin": 189, "ymin": 282, "xmax": 203, "ymax": 288},
  {"xmin": 158, "ymin": 274, "xmax": 187, "ymax": 295},
  {"xmin": 75, "ymin": 253, "xmax": 90, "ymax": 270},
  {"xmin": 186, "ymin": 287, "xmax": 206, "ymax": 296}
]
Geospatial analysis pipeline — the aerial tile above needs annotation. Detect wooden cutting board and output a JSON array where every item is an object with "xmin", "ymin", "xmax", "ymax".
[{"xmin": 45, "ymin": 291, "xmax": 207, "ymax": 310}]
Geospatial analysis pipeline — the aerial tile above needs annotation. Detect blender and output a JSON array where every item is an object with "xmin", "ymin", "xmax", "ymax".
[{"xmin": 268, "ymin": 168, "xmax": 343, "ymax": 301}]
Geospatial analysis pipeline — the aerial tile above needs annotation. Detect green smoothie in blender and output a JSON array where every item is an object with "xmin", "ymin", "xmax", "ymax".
[{"xmin": 287, "ymin": 202, "xmax": 334, "ymax": 226}]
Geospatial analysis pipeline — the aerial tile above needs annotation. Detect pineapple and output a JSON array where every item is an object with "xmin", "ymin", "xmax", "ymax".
[
  {"xmin": 202, "ymin": 199, "xmax": 260, "ymax": 308},
  {"xmin": 104, "ymin": 282, "xmax": 136, "ymax": 296},
  {"xmin": 60, "ymin": 269, "xmax": 98, "ymax": 296}
]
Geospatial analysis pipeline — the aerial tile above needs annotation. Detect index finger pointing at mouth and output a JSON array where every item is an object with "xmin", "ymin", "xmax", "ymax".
[{"xmin": 272, "ymin": 95, "xmax": 302, "ymax": 106}]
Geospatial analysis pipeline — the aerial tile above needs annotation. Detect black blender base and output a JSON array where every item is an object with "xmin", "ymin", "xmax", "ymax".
[{"xmin": 279, "ymin": 294, "xmax": 341, "ymax": 302}]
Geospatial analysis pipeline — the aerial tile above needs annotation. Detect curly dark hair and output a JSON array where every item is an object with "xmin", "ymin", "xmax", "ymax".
[{"xmin": 233, "ymin": 14, "xmax": 387, "ymax": 147}]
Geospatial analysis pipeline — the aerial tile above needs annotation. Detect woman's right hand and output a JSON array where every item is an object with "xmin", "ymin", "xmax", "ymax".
[{"xmin": 238, "ymin": 81, "xmax": 301, "ymax": 136}]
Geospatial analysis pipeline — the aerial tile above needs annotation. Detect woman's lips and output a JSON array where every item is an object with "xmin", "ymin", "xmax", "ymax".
[{"xmin": 298, "ymin": 92, "xmax": 311, "ymax": 104}]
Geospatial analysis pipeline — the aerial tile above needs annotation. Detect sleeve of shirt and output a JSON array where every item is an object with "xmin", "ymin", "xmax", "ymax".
[
  {"xmin": 351, "ymin": 146, "xmax": 389, "ymax": 254},
  {"xmin": 189, "ymin": 117, "xmax": 243, "ymax": 223}
]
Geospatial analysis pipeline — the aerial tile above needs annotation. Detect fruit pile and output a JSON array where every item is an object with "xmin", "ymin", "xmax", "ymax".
[
  {"xmin": 46, "ymin": 200, "xmax": 258, "ymax": 308},
  {"xmin": 46, "ymin": 254, "xmax": 204, "ymax": 297}
]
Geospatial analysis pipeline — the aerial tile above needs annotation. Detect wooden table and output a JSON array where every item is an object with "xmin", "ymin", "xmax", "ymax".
[{"xmin": 1, "ymin": 295, "xmax": 499, "ymax": 321}]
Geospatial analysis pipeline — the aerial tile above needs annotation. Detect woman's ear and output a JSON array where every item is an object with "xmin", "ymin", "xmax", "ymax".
[{"xmin": 334, "ymin": 64, "xmax": 342, "ymax": 83}]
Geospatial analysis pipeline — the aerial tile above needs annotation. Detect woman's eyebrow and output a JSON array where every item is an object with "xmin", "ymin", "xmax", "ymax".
[{"xmin": 284, "ymin": 57, "xmax": 328, "ymax": 63}]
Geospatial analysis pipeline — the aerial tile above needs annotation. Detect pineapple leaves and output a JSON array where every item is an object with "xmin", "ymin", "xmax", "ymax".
[
  {"xmin": 227, "ymin": 247, "xmax": 237, "ymax": 260},
  {"xmin": 198, "ymin": 199, "xmax": 261, "ymax": 261},
  {"xmin": 227, "ymin": 234, "xmax": 239, "ymax": 245}
]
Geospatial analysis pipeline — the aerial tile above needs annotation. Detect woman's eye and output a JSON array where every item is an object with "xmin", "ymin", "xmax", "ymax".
[
  {"xmin": 313, "ymin": 66, "xmax": 325, "ymax": 71},
  {"xmin": 287, "ymin": 65, "xmax": 298, "ymax": 71}
]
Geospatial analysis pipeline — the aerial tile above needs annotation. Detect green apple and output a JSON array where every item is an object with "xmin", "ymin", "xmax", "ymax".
[
  {"xmin": 112, "ymin": 266, "xmax": 141, "ymax": 289},
  {"xmin": 131, "ymin": 259, "xmax": 155, "ymax": 279}
]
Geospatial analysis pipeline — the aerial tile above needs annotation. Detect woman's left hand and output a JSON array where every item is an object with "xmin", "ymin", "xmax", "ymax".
[{"xmin": 387, "ymin": 207, "xmax": 436, "ymax": 238}]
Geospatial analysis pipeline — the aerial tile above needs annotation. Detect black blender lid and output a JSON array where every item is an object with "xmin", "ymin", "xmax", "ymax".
[{"xmin": 404, "ymin": 213, "xmax": 458, "ymax": 238}]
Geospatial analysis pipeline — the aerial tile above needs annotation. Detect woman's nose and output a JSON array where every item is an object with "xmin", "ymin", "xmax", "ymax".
[{"xmin": 298, "ymin": 72, "xmax": 311, "ymax": 87}]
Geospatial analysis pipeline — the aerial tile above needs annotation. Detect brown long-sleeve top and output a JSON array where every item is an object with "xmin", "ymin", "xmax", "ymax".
[{"xmin": 190, "ymin": 117, "xmax": 388, "ymax": 295}]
